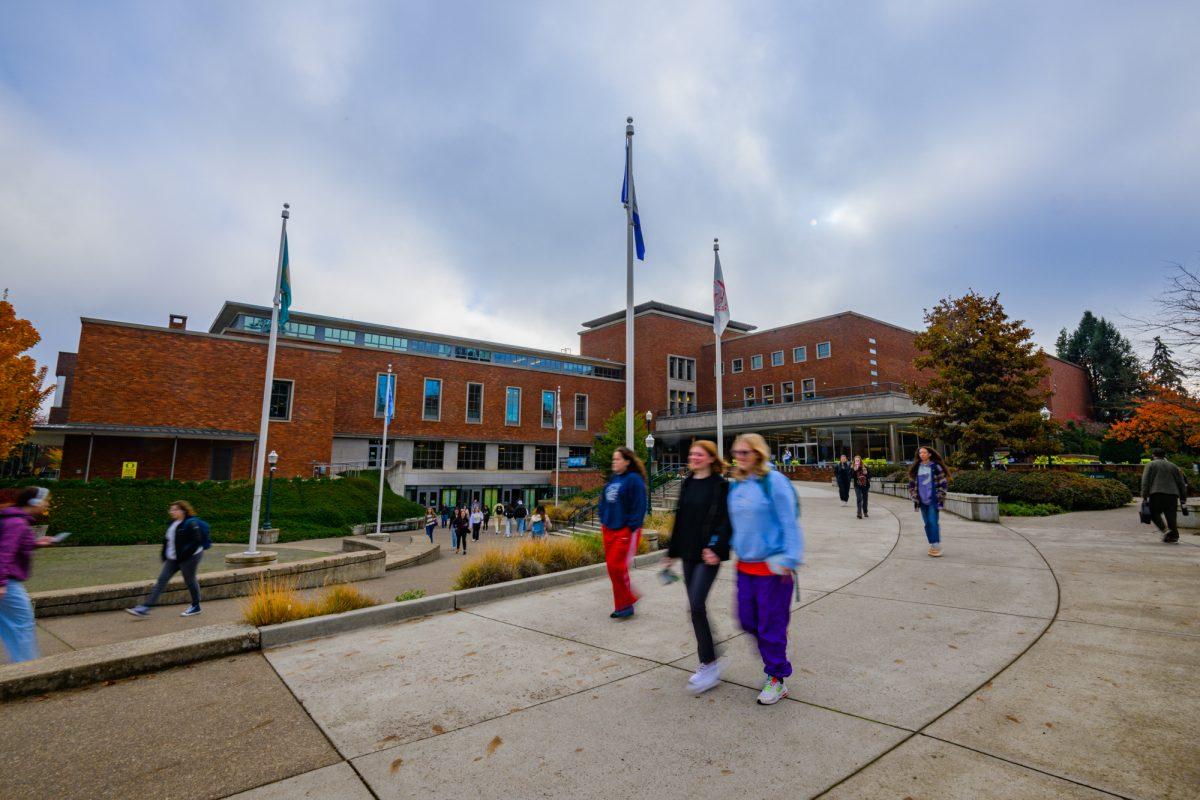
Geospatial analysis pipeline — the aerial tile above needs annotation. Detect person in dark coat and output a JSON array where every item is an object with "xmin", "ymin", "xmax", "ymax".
[
  {"xmin": 1142, "ymin": 448, "xmax": 1189, "ymax": 543},
  {"xmin": 834, "ymin": 454, "xmax": 853, "ymax": 505},
  {"xmin": 126, "ymin": 500, "xmax": 207, "ymax": 618},
  {"xmin": 662, "ymin": 440, "xmax": 732, "ymax": 694}
]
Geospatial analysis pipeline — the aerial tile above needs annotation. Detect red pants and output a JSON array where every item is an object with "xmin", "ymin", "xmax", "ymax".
[{"xmin": 602, "ymin": 525, "xmax": 641, "ymax": 610}]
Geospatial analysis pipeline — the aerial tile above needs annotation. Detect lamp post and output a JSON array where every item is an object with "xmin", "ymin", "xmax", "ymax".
[
  {"xmin": 643, "ymin": 411, "xmax": 654, "ymax": 475},
  {"xmin": 1039, "ymin": 407, "xmax": 1053, "ymax": 468},
  {"xmin": 262, "ymin": 450, "xmax": 278, "ymax": 530}
]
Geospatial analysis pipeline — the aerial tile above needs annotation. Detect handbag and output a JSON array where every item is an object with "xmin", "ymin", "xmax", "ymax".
[{"xmin": 1138, "ymin": 499, "xmax": 1152, "ymax": 525}]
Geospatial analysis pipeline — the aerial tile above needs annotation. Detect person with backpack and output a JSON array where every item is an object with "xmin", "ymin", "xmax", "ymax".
[
  {"xmin": 852, "ymin": 455, "xmax": 871, "ymax": 519},
  {"xmin": 515, "ymin": 500, "xmax": 528, "ymax": 535},
  {"xmin": 1142, "ymin": 448, "xmax": 1189, "ymax": 544},
  {"xmin": 493, "ymin": 503, "xmax": 506, "ymax": 534},
  {"xmin": 126, "ymin": 500, "xmax": 207, "ymax": 618},
  {"xmin": 470, "ymin": 505, "xmax": 484, "ymax": 542},
  {"xmin": 834, "ymin": 454, "xmax": 853, "ymax": 506},
  {"xmin": 662, "ymin": 440, "xmax": 732, "ymax": 695},
  {"xmin": 503, "ymin": 502, "xmax": 516, "ymax": 537},
  {"xmin": 0, "ymin": 487, "xmax": 60, "ymax": 663},
  {"xmin": 424, "ymin": 506, "xmax": 438, "ymax": 544},
  {"xmin": 599, "ymin": 446, "xmax": 648, "ymax": 619},
  {"xmin": 908, "ymin": 447, "xmax": 950, "ymax": 557},
  {"xmin": 728, "ymin": 433, "xmax": 803, "ymax": 705}
]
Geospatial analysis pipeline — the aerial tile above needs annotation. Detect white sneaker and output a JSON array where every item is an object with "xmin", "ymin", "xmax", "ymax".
[
  {"xmin": 756, "ymin": 676, "xmax": 788, "ymax": 705},
  {"xmin": 688, "ymin": 661, "xmax": 723, "ymax": 695}
]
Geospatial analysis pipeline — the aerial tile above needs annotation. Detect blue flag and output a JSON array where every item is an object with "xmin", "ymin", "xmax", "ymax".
[
  {"xmin": 621, "ymin": 143, "xmax": 645, "ymax": 260},
  {"xmin": 278, "ymin": 231, "xmax": 292, "ymax": 326},
  {"xmin": 377, "ymin": 374, "xmax": 395, "ymax": 423}
]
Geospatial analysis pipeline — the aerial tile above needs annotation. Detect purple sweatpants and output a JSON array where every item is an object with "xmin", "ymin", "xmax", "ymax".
[{"xmin": 735, "ymin": 571, "xmax": 793, "ymax": 679}]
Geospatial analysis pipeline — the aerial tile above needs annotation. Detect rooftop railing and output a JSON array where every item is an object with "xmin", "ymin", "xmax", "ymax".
[{"xmin": 654, "ymin": 382, "xmax": 909, "ymax": 419}]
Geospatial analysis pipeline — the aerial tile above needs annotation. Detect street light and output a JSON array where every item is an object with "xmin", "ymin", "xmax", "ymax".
[
  {"xmin": 262, "ymin": 450, "xmax": 278, "ymax": 530},
  {"xmin": 1040, "ymin": 406, "xmax": 1051, "ymax": 421},
  {"xmin": 643, "ymin": 411, "xmax": 654, "ymax": 475}
]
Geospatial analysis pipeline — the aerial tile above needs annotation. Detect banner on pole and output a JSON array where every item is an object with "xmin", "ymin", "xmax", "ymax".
[{"xmin": 713, "ymin": 247, "xmax": 730, "ymax": 336}]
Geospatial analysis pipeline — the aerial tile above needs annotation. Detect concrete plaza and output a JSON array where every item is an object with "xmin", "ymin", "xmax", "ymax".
[{"xmin": 3, "ymin": 483, "xmax": 1197, "ymax": 799}]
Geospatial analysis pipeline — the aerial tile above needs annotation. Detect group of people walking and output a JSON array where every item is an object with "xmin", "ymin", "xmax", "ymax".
[
  {"xmin": 423, "ymin": 499, "xmax": 550, "ymax": 554},
  {"xmin": 834, "ymin": 448, "xmax": 950, "ymax": 556}
]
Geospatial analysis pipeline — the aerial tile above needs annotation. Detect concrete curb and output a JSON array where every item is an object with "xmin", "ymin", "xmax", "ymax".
[{"xmin": 0, "ymin": 623, "xmax": 259, "ymax": 702}]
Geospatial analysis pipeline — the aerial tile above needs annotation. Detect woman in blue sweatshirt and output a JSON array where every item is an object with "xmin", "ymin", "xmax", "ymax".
[
  {"xmin": 728, "ymin": 433, "xmax": 804, "ymax": 705},
  {"xmin": 598, "ymin": 446, "xmax": 648, "ymax": 619}
]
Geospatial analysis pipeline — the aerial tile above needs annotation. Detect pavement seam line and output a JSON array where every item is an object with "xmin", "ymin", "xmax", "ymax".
[
  {"xmin": 830, "ymin": 589, "xmax": 1055, "ymax": 621},
  {"xmin": 34, "ymin": 622, "xmax": 76, "ymax": 652}
]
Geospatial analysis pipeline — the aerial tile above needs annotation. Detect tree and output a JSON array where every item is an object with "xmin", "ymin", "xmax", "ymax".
[
  {"xmin": 1108, "ymin": 386, "xmax": 1200, "ymax": 454},
  {"xmin": 1057, "ymin": 419, "xmax": 1106, "ymax": 456},
  {"xmin": 909, "ymin": 291, "xmax": 1056, "ymax": 468},
  {"xmin": 0, "ymin": 300, "xmax": 52, "ymax": 459},
  {"xmin": 1056, "ymin": 311, "xmax": 1145, "ymax": 421},
  {"xmin": 1138, "ymin": 262, "xmax": 1200, "ymax": 383},
  {"xmin": 591, "ymin": 409, "xmax": 649, "ymax": 477},
  {"xmin": 1148, "ymin": 336, "xmax": 1187, "ymax": 394}
]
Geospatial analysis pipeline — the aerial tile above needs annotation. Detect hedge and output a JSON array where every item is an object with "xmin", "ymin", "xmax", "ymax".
[
  {"xmin": 10, "ymin": 476, "xmax": 424, "ymax": 546},
  {"xmin": 949, "ymin": 470, "xmax": 1131, "ymax": 511}
]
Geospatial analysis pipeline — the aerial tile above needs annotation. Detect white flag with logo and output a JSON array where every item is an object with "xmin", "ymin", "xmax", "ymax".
[
  {"xmin": 555, "ymin": 395, "xmax": 562, "ymax": 430},
  {"xmin": 713, "ymin": 249, "xmax": 730, "ymax": 336}
]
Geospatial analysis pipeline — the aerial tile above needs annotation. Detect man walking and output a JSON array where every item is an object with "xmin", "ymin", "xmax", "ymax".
[{"xmin": 1142, "ymin": 448, "xmax": 1189, "ymax": 544}]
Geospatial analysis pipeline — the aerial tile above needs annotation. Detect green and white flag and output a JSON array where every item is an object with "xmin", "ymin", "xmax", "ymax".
[{"xmin": 278, "ymin": 232, "xmax": 292, "ymax": 326}]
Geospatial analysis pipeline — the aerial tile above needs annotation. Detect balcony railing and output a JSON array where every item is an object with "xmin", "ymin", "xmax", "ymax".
[{"xmin": 654, "ymin": 382, "xmax": 908, "ymax": 419}]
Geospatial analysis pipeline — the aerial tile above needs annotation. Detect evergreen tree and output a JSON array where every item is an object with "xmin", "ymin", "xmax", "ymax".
[
  {"xmin": 909, "ymin": 291, "xmax": 1056, "ymax": 468},
  {"xmin": 1056, "ymin": 311, "xmax": 1145, "ymax": 421},
  {"xmin": 591, "ymin": 409, "xmax": 649, "ymax": 477},
  {"xmin": 1148, "ymin": 336, "xmax": 1186, "ymax": 393}
]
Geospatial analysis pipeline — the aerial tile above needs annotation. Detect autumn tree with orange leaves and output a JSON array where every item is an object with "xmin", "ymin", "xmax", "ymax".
[
  {"xmin": 0, "ymin": 299, "xmax": 52, "ymax": 459},
  {"xmin": 1108, "ymin": 385, "xmax": 1200, "ymax": 454}
]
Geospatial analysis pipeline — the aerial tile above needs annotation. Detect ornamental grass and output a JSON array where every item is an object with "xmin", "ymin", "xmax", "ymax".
[{"xmin": 241, "ymin": 576, "xmax": 378, "ymax": 626}]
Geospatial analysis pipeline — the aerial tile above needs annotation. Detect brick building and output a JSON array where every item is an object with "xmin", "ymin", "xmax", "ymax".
[{"xmin": 37, "ymin": 299, "xmax": 1090, "ymax": 501}]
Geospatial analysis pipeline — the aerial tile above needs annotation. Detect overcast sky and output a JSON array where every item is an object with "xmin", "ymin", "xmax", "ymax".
[{"xmin": 3, "ymin": 1, "xmax": 1198, "ymax": 379}]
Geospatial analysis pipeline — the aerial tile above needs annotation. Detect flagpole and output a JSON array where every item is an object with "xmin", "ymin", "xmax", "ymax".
[
  {"xmin": 247, "ymin": 203, "xmax": 289, "ymax": 555},
  {"xmin": 624, "ymin": 117, "xmax": 635, "ymax": 448},
  {"xmin": 714, "ymin": 238, "xmax": 725, "ymax": 460},
  {"xmin": 376, "ymin": 363, "xmax": 393, "ymax": 534},
  {"xmin": 555, "ymin": 385, "xmax": 562, "ymax": 505}
]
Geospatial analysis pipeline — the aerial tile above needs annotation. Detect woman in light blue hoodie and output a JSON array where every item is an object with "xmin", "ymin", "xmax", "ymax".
[{"xmin": 727, "ymin": 433, "xmax": 804, "ymax": 705}]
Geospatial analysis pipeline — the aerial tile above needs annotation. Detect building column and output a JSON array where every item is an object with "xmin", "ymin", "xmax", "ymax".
[
  {"xmin": 888, "ymin": 423, "xmax": 899, "ymax": 463},
  {"xmin": 443, "ymin": 442, "xmax": 458, "ymax": 471},
  {"xmin": 522, "ymin": 445, "xmax": 536, "ymax": 472},
  {"xmin": 484, "ymin": 444, "xmax": 499, "ymax": 471}
]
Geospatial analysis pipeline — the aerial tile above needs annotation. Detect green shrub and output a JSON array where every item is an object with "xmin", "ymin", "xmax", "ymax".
[
  {"xmin": 395, "ymin": 589, "xmax": 426, "ymax": 602},
  {"xmin": 950, "ymin": 470, "xmax": 1131, "ymax": 511},
  {"xmin": 1000, "ymin": 502, "xmax": 1066, "ymax": 517}
]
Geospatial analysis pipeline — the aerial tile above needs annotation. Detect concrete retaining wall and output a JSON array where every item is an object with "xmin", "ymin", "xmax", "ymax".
[{"xmin": 871, "ymin": 480, "xmax": 999, "ymax": 523}]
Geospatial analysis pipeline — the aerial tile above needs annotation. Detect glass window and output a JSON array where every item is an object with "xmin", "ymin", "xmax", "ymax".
[
  {"xmin": 238, "ymin": 314, "xmax": 271, "ymax": 333},
  {"xmin": 412, "ymin": 441, "xmax": 444, "ymax": 470},
  {"xmin": 669, "ymin": 389, "xmax": 696, "ymax": 415},
  {"xmin": 869, "ymin": 348, "xmax": 877, "ymax": 355},
  {"xmin": 454, "ymin": 345, "xmax": 492, "ymax": 362},
  {"xmin": 281, "ymin": 322, "xmax": 315, "ymax": 339},
  {"xmin": 466, "ymin": 383, "xmax": 483, "ymax": 423},
  {"xmin": 762, "ymin": 384, "xmax": 774, "ymax": 405},
  {"xmin": 269, "ymin": 380, "xmax": 292, "ymax": 420},
  {"xmin": 375, "ymin": 373, "xmax": 396, "ymax": 417},
  {"xmin": 743, "ymin": 387, "xmax": 755, "ymax": 408},
  {"xmin": 367, "ymin": 439, "xmax": 394, "ymax": 468},
  {"xmin": 322, "ymin": 327, "xmax": 357, "ymax": 344},
  {"xmin": 816, "ymin": 341, "xmax": 832, "ymax": 359},
  {"xmin": 457, "ymin": 442, "xmax": 486, "ymax": 470},
  {"xmin": 781, "ymin": 381, "xmax": 795, "ymax": 403},
  {"xmin": 574, "ymin": 394, "xmax": 588, "ymax": 429},
  {"xmin": 364, "ymin": 333, "xmax": 406, "ymax": 351},
  {"xmin": 870, "ymin": 369, "xmax": 878, "ymax": 376},
  {"xmin": 497, "ymin": 444, "xmax": 524, "ymax": 470},
  {"xmin": 505, "ymin": 387, "xmax": 521, "ymax": 425},
  {"xmin": 751, "ymin": 354, "xmax": 763, "ymax": 370},
  {"xmin": 541, "ymin": 390, "xmax": 556, "ymax": 428},
  {"xmin": 422, "ymin": 378, "xmax": 441, "ymax": 421},
  {"xmin": 802, "ymin": 378, "xmax": 816, "ymax": 399},
  {"xmin": 868, "ymin": 337, "xmax": 877, "ymax": 344},
  {"xmin": 771, "ymin": 350, "xmax": 784, "ymax": 367},
  {"xmin": 792, "ymin": 346, "xmax": 807, "ymax": 362},
  {"xmin": 534, "ymin": 446, "xmax": 557, "ymax": 470},
  {"xmin": 869, "ymin": 359, "xmax": 877, "ymax": 366},
  {"xmin": 731, "ymin": 358, "xmax": 743, "ymax": 373}
]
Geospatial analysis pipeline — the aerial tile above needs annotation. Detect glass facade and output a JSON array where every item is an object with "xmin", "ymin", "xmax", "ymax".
[
  {"xmin": 422, "ymin": 379, "xmax": 441, "ymax": 421},
  {"xmin": 534, "ymin": 446, "xmax": 557, "ymax": 470},
  {"xmin": 412, "ymin": 441, "xmax": 444, "ymax": 469},
  {"xmin": 457, "ymin": 442, "xmax": 486, "ymax": 470},
  {"xmin": 497, "ymin": 444, "xmax": 524, "ymax": 470},
  {"xmin": 505, "ymin": 387, "xmax": 521, "ymax": 425}
]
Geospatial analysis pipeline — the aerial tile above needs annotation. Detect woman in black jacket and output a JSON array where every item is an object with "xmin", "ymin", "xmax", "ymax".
[
  {"xmin": 662, "ymin": 440, "xmax": 732, "ymax": 695},
  {"xmin": 834, "ymin": 454, "xmax": 853, "ymax": 505},
  {"xmin": 127, "ymin": 500, "xmax": 206, "ymax": 618}
]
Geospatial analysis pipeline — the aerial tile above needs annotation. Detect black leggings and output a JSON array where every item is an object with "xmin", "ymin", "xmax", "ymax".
[
  {"xmin": 855, "ymin": 484, "xmax": 869, "ymax": 515},
  {"xmin": 682, "ymin": 559, "xmax": 721, "ymax": 665}
]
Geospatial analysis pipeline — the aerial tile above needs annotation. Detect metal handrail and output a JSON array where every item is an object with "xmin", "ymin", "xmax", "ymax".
[
  {"xmin": 654, "ymin": 381, "xmax": 909, "ymax": 419},
  {"xmin": 562, "ymin": 467, "xmax": 682, "ymax": 532}
]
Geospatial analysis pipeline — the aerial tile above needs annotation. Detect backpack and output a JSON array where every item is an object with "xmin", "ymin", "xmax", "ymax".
[
  {"xmin": 194, "ymin": 517, "xmax": 213, "ymax": 550},
  {"xmin": 757, "ymin": 468, "xmax": 801, "ymax": 514}
]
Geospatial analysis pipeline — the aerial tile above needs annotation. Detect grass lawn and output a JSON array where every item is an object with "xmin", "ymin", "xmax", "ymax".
[{"xmin": 25, "ymin": 544, "xmax": 322, "ymax": 593}]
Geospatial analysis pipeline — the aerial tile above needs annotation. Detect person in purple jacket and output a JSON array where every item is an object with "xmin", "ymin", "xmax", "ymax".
[{"xmin": 0, "ymin": 487, "xmax": 59, "ymax": 663}]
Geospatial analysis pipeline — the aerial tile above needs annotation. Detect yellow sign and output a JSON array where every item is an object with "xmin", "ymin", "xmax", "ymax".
[{"xmin": 121, "ymin": 461, "xmax": 138, "ymax": 479}]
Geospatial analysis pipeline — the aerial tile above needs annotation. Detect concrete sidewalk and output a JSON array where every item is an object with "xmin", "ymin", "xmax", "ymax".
[{"xmin": 5, "ymin": 484, "xmax": 1197, "ymax": 799}]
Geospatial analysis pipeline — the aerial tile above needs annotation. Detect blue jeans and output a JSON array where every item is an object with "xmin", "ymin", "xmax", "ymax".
[
  {"xmin": 919, "ymin": 503, "xmax": 941, "ymax": 545},
  {"xmin": 425, "ymin": 524, "xmax": 435, "ymax": 543},
  {"xmin": 518, "ymin": 518, "xmax": 527, "ymax": 533},
  {"xmin": 144, "ymin": 553, "xmax": 202, "ymax": 608},
  {"xmin": 0, "ymin": 581, "xmax": 39, "ymax": 663}
]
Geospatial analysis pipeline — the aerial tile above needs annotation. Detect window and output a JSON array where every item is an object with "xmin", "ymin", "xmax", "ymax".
[
  {"xmin": 283, "ymin": 322, "xmax": 316, "ymax": 339},
  {"xmin": 870, "ymin": 369, "xmax": 878, "ymax": 377},
  {"xmin": 816, "ymin": 341, "xmax": 832, "ymax": 359},
  {"xmin": 731, "ymin": 358, "xmax": 744, "ymax": 374},
  {"xmin": 269, "ymin": 380, "xmax": 292, "ymax": 421},
  {"xmin": 751, "ymin": 354, "xmax": 763, "ymax": 370},
  {"xmin": 422, "ymin": 378, "xmax": 441, "ymax": 421},
  {"xmin": 868, "ymin": 337, "xmax": 877, "ymax": 344},
  {"xmin": 743, "ymin": 387, "xmax": 755, "ymax": 408},
  {"xmin": 669, "ymin": 389, "xmax": 696, "ymax": 415},
  {"xmin": 466, "ymin": 383, "xmax": 483, "ymax": 423},
  {"xmin": 454, "ymin": 345, "xmax": 492, "ymax": 362},
  {"xmin": 457, "ymin": 442, "xmax": 486, "ymax": 470},
  {"xmin": 534, "ymin": 446, "xmax": 557, "ymax": 470},
  {"xmin": 364, "ymin": 333, "xmax": 406, "ymax": 351},
  {"xmin": 869, "ymin": 348, "xmax": 877, "ymax": 355},
  {"xmin": 375, "ymin": 373, "xmax": 396, "ymax": 418},
  {"xmin": 574, "ymin": 394, "xmax": 588, "ymax": 429},
  {"xmin": 322, "ymin": 327, "xmax": 357, "ymax": 344},
  {"xmin": 497, "ymin": 444, "xmax": 524, "ymax": 470},
  {"xmin": 792, "ymin": 346, "xmax": 807, "ymax": 362},
  {"xmin": 771, "ymin": 350, "xmax": 784, "ymax": 367},
  {"xmin": 869, "ymin": 359, "xmax": 877, "ymax": 366},
  {"xmin": 802, "ymin": 378, "xmax": 816, "ymax": 399},
  {"xmin": 368, "ymin": 438, "xmax": 394, "ymax": 468},
  {"xmin": 762, "ymin": 384, "xmax": 775, "ymax": 405},
  {"xmin": 541, "ymin": 390, "xmax": 556, "ymax": 428},
  {"xmin": 871, "ymin": 380, "xmax": 879, "ymax": 386},
  {"xmin": 412, "ymin": 441, "xmax": 444, "ymax": 470},
  {"xmin": 505, "ymin": 387, "xmax": 521, "ymax": 425},
  {"xmin": 781, "ymin": 381, "xmax": 795, "ymax": 403},
  {"xmin": 668, "ymin": 355, "xmax": 696, "ymax": 382}
]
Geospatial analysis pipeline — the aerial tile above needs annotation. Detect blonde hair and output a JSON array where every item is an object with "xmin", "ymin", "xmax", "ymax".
[
  {"xmin": 688, "ymin": 440, "xmax": 726, "ymax": 476},
  {"xmin": 730, "ymin": 433, "xmax": 771, "ymax": 480}
]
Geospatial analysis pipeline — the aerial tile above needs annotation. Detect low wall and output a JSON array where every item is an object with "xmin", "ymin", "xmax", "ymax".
[
  {"xmin": 872, "ymin": 480, "xmax": 999, "ymax": 523},
  {"xmin": 30, "ymin": 541, "xmax": 386, "ymax": 617},
  {"xmin": 1179, "ymin": 501, "xmax": 1199, "ymax": 530},
  {"xmin": 350, "ymin": 516, "xmax": 424, "ymax": 535}
]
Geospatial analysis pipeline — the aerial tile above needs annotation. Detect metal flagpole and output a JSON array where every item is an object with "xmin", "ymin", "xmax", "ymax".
[
  {"xmin": 247, "ymin": 203, "xmax": 289, "ymax": 555},
  {"xmin": 554, "ymin": 385, "xmax": 562, "ymax": 505},
  {"xmin": 624, "ymin": 117, "xmax": 635, "ymax": 448},
  {"xmin": 713, "ymin": 238, "xmax": 727, "ymax": 459},
  {"xmin": 376, "ymin": 364, "xmax": 393, "ymax": 534}
]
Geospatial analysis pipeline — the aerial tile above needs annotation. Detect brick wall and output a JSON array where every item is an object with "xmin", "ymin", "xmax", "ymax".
[
  {"xmin": 1042, "ymin": 355, "xmax": 1091, "ymax": 420},
  {"xmin": 48, "ymin": 352, "xmax": 77, "ymax": 424},
  {"xmin": 555, "ymin": 469, "xmax": 606, "ymax": 492},
  {"xmin": 61, "ymin": 435, "xmax": 255, "ymax": 481}
]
